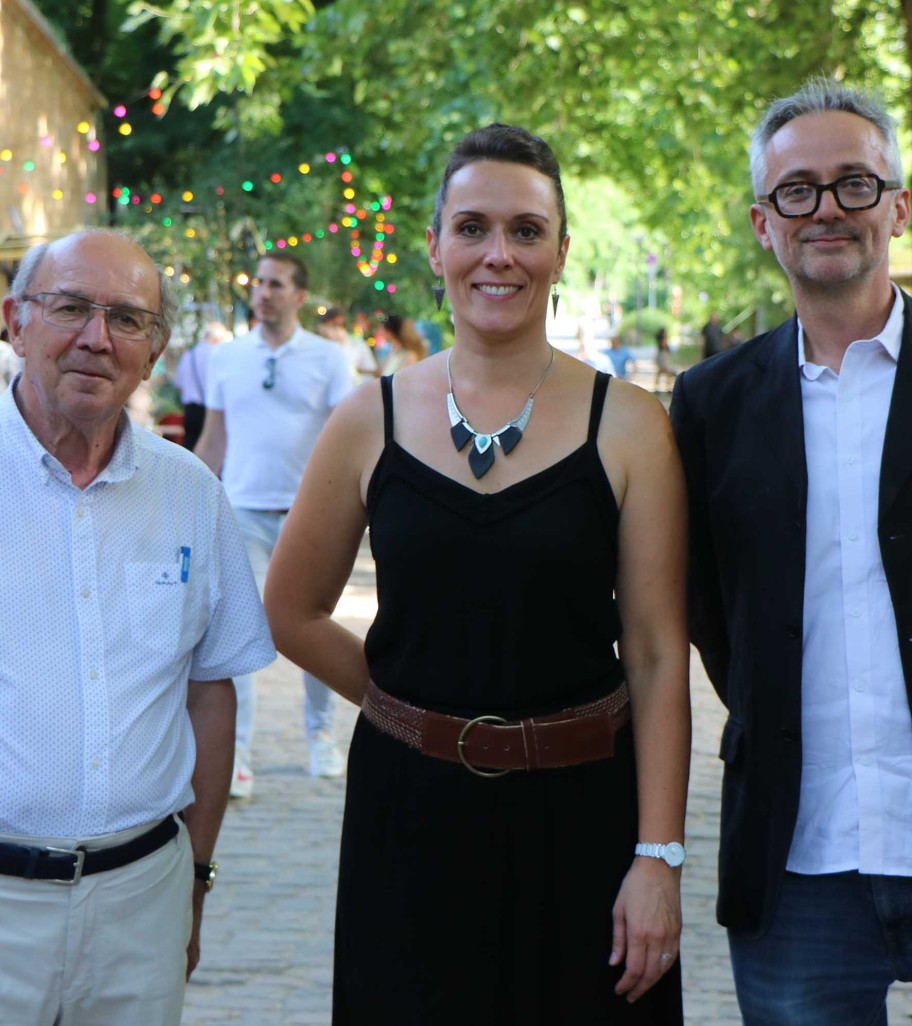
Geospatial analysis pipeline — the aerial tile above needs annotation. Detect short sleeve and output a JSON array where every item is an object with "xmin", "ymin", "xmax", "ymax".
[{"xmin": 188, "ymin": 486, "xmax": 276, "ymax": 680}]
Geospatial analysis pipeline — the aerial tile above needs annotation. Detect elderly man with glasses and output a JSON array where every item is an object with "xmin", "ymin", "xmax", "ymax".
[
  {"xmin": 0, "ymin": 230, "xmax": 275, "ymax": 1024},
  {"xmin": 671, "ymin": 80, "xmax": 912, "ymax": 1024},
  {"xmin": 194, "ymin": 252, "xmax": 353, "ymax": 791}
]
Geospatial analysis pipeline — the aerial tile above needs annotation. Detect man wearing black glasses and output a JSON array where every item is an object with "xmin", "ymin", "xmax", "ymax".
[
  {"xmin": 671, "ymin": 80, "xmax": 912, "ymax": 1023},
  {"xmin": 0, "ymin": 231, "xmax": 274, "ymax": 1023},
  {"xmin": 195, "ymin": 252, "xmax": 352, "ymax": 792}
]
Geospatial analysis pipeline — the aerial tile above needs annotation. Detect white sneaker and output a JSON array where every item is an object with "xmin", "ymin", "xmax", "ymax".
[
  {"xmin": 309, "ymin": 731, "xmax": 346, "ymax": 778},
  {"xmin": 229, "ymin": 751, "xmax": 254, "ymax": 799}
]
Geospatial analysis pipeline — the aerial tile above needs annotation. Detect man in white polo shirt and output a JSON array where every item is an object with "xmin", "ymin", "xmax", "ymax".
[
  {"xmin": 0, "ymin": 230, "xmax": 275, "ymax": 1024},
  {"xmin": 195, "ymin": 252, "xmax": 353, "ymax": 791}
]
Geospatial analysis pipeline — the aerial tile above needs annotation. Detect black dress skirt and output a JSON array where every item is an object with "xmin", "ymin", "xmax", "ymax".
[{"xmin": 333, "ymin": 372, "xmax": 683, "ymax": 1025}]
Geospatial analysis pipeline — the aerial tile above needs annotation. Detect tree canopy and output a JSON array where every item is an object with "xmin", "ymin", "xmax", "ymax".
[{"xmin": 31, "ymin": 0, "xmax": 912, "ymax": 332}]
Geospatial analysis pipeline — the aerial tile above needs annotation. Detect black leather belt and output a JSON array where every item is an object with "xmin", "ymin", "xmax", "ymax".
[{"xmin": 0, "ymin": 815, "xmax": 180, "ymax": 885}]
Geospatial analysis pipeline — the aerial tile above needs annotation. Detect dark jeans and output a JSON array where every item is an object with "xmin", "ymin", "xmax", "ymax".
[{"xmin": 729, "ymin": 870, "xmax": 912, "ymax": 1025}]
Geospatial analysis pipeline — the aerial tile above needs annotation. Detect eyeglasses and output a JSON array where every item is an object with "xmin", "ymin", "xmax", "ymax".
[
  {"xmin": 757, "ymin": 173, "xmax": 901, "ymax": 218},
  {"xmin": 263, "ymin": 356, "xmax": 277, "ymax": 389},
  {"xmin": 22, "ymin": 292, "xmax": 162, "ymax": 342}
]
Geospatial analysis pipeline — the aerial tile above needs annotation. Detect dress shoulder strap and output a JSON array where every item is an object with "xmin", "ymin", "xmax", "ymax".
[
  {"xmin": 587, "ymin": 371, "xmax": 611, "ymax": 444},
  {"xmin": 380, "ymin": 374, "xmax": 395, "ymax": 445}
]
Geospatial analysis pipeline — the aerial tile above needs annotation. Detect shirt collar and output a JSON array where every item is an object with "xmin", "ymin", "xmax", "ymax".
[
  {"xmin": 1, "ymin": 374, "xmax": 138, "ymax": 486},
  {"xmin": 797, "ymin": 283, "xmax": 904, "ymax": 379},
  {"xmin": 252, "ymin": 322, "xmax": 306, "ymax": 354}
]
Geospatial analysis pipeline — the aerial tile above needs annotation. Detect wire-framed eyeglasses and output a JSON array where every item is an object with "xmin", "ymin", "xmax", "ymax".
[
  {"xmin": 22, "ymin": 292, "xmax": 162, "ymax": 342},
  {"xmin": 757, "ymin": 174, "xmax": 902, "ymax": 218}
]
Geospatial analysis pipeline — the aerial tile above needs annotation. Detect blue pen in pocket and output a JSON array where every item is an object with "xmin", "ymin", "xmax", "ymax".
[{"xmin": 180, "ymin": 546, "xmax": 192, "ymax": 583}]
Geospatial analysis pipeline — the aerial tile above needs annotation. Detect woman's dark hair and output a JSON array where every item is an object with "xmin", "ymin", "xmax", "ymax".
[{"xmin": 432, "ymin": 124, "xmax": 567, "ymax": 243}]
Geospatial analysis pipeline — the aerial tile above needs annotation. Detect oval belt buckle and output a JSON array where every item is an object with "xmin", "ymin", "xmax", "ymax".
[{"xmin": 457, "ymin": 715, "xmax": 511, "ymax": 778}]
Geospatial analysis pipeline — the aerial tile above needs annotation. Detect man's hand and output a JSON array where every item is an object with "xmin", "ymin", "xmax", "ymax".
[{"xmin": 186, "ymin": 879, "xmax": 207, "ymax": 980}]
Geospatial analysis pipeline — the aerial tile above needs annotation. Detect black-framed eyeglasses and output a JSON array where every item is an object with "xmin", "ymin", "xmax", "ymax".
[
  {"xmin": 757, "ymin": 174, "xmax": 902, "ymax": 218},
  {"xmin": 21, "ymin": 292, "xmax": 162, "ymax": 342},
  {"xmin": 263, "ymin": 356, "xmax": 277, "ymax": 389}
]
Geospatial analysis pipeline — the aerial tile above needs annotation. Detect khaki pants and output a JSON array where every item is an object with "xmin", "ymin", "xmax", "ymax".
[{"xmin": 0, "ymin": 817, "xmax": 193, "ymax": 1025}]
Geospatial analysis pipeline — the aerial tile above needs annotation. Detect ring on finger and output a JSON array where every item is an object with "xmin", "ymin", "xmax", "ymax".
[{"xmin": 659, "ymin": 952, "xmax": 675, "ymax": 961}]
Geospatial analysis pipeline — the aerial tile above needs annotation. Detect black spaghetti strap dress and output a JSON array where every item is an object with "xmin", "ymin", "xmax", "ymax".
[{"xmin": 333, "ymin": 371, "xmax": 683, "ymax": 1025}]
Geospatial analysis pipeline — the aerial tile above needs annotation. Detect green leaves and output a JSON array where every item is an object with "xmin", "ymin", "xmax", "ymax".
[
  {"xmin": 124, "ymin": 0, "xmax": 316, "ymax": 108},
  {"xmin": 33, "ymin": 0, "xmax": 912, "ymax": 326}
]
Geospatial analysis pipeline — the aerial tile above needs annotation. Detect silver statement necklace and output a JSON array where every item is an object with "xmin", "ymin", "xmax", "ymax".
[{"xmin": 446, "ymin": 345, "xmax": 555, "ymax": 479}]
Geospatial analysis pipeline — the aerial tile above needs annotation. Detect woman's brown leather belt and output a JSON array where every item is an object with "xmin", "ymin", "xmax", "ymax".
[{"xmin": 360, "ymin": 679, "xmax": 631, "ymax": 778}]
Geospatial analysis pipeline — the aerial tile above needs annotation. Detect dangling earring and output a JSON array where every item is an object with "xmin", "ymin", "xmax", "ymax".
[
  {"xmin": 551, "ymin": 285, "xmax": 560, "ymax": 317},
  {"xmin": 432, "ymin": 280, "xmax": 446, "ymax": 312}
]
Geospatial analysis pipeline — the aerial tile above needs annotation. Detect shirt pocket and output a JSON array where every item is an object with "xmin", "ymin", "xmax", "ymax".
[{"xmin": 124, "ymin": 562, "xmax": 189, "ymax": 655}]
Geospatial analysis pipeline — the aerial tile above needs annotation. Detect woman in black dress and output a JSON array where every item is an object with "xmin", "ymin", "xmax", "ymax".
[{"xmin": 265, "ymin": 125, "xmax": 691, "ymax": 1024}]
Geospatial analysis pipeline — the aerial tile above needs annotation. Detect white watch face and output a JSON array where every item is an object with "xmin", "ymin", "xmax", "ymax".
[{"xmin": 664, "ymin": 842, "xmax": 686, "ymax": 867}]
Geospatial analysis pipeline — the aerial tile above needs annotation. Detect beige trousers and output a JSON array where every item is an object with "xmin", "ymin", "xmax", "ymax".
[{"xmin": 0, "ymin": 817, "xmax": 193, "ymax": 1026}]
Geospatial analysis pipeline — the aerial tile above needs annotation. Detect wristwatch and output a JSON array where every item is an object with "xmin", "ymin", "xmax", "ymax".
[
  {"xmin": 635, "ymin": 842, "xmax": 686, "ymax": 867},
  {"xmin": 194, "ymin": 860, "xmax": 219, "ymax": 891}
]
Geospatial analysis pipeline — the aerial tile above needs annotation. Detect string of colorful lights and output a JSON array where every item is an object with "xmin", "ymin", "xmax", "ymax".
[{"xmin": 2, "ymin": 89, "xmax": 398, "ymax": 292}]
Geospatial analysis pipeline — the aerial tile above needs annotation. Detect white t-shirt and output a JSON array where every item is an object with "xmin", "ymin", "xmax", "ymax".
[{"xmin": 206, "ymin": 324, "xmax": 353, "ymax": 509}]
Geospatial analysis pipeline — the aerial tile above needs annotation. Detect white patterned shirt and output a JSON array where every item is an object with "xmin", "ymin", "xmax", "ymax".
[
  {"xmin": 788, "ymin": 286, "xmax": 912, "ymax": 876},
  {"xmin": 0, "ymin": 378, "xmax": 276, "ymax": 837}
]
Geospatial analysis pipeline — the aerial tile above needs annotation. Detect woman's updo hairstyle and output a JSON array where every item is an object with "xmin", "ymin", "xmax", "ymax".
[{"xmin": 432, "ymin": 124, "xmax": 567, "ymax": 244}]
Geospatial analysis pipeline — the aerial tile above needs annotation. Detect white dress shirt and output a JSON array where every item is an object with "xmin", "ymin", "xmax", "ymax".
[
  {"xmin": 0, "ymin": 379, "xmax": 276, "ymax": 838},
  {"xmin": 206, "ymin": 324, "xmax": 353, "ymax": 510},
  {"xmin": 788, "ymin": 286, "xmax": 912, "ymax": 876}
]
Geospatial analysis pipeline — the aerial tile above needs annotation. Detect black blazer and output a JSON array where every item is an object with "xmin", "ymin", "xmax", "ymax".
[{"xmin": 670, "ymin": 290, "xmax": 912, "ymax": 935}]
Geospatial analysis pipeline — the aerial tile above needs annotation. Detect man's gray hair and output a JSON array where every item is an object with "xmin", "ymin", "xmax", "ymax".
[
  {"xmin": 749, "ymin": 77, "xmax": 904, "ymax": 197},
  {"xmin": 7, "ymin": 230, "xmax": 178, "ymax": 349}
]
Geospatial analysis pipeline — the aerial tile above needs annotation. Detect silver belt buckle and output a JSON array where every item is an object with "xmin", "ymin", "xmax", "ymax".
[{"xmin": 44, "ymin": 846, "xmax": 86, "ymax": 885}]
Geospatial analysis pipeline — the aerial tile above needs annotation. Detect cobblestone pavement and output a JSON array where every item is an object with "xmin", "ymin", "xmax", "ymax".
[{"xmin": 183, "ymin": 537, "xmax": 912, "ymax": 1025}]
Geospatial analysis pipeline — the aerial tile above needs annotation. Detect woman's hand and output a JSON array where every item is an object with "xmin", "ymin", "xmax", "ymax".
[{"xmin": 609, "ymin": 856, "xmax": 682, "ymax": 1002}]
